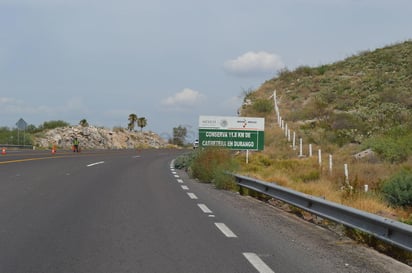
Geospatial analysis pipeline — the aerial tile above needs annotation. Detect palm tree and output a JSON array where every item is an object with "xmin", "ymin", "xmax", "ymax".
[
  {"xmin": 137, "ymin": 117, "xmax": 147, "ymax": 131},
  {"xmin": 128, "ymin": 113, "xmax": 138, "ymax": 131}
]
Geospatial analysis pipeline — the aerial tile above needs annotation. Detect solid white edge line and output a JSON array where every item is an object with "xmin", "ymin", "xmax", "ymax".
[
  {"xmin": 214, "ymin": 223, "xmax": 237, "ymax": 238},
  {"xmin": 243, "ymin": 253, "xmax": 275, "ymax": 273},
  {"xmin": 187, "ymin": 192, "xmax": 198, "ymax": 199},
  {"xmin": 197, "ymin": 203, "xmax": 212, "ymax": 214},
  {"xmin": 87, "ymin": 161, "xmax": 105, "ymax": 167}
]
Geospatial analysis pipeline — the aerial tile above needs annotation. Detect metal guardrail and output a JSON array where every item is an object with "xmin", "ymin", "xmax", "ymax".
[
  {"xmin": 233, "ymin": 173, "xmax": 412, "ymax": 252},
  {"xmin": 0, "ymin": 144, "xmax": 33, "ymax": 149}
]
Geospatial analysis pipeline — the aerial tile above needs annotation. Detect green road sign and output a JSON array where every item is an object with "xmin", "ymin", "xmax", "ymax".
[
  {"xmin": 199, "ymin": 129, "xmax": 264, "ymax": 150},
  {"xmin": 198, "ymin": 116, "xmax": 265, "ymax": 151}
]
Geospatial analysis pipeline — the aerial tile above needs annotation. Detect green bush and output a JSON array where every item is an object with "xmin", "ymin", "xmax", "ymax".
[
  {"xmin": 252, "ymin": 99, "xmax": 273, "ymax": 114},
  {"xmin": 213, "ymin": 169, "xmax": 238, "ymax": 190},
  {"xmin": 316, "ymin": 65, "xmax": 328, "ymax": 75},
  {"xmin": 365, "ymin": 134, "xmax": 411, "ymax": 163},
  {"xmin": 40, "ymin": 120, "xmax": 70, "ymax": 130},
  {"xmin": 381, "ymin": 169, "xmax": 412, "ymax": 207},
  {"xmin": 295, "ymin": 65, "xmax": 314, "ymax": 76},
  {"xmin": 190, "ymin": 147, "xmax": 239, "ymax": 189},
  {"xmin": 174, "ymin": 153, "xmax": 195, "ymax": 170}
]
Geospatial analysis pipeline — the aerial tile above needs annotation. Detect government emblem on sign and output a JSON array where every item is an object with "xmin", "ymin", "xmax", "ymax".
[{"xmin": 220, "ymin": 119, "xmax": 228, "ymax": 128}]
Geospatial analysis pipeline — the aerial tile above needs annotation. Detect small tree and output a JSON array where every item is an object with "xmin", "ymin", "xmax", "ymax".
[
  {"xmin": 137, "ymin": 117, "xmax": 147, "ymax": 131},
  {"xmin": 79, "ymin": 119, "xmax": 89, "ymax": 127},
  {"xmin": 172, "ymin": 126, "xmax": 187, "ymax": 146}
]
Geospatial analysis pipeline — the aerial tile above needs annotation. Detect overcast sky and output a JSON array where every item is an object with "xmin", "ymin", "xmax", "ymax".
[{"xmin": 1, "ymin": 0, "xmax": 411, "ymax": 140}]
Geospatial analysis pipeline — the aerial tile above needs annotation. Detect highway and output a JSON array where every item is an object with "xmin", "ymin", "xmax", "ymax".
[{"xmin": 0, "ymin": 149, "xmax": 409, "ymax": 273}]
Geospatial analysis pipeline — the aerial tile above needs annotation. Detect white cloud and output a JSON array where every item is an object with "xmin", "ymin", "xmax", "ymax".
[
  {"xmin": 161, "ymin": 88, "xmax": 206, "ymax": 108},
  {"xmin": 224, "ymin": 51, "xmax": 285, "ymax": 77}
]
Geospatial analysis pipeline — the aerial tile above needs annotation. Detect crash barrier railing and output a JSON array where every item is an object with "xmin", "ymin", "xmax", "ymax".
[
  {"xmin": 233, "ymin": 173, "xmax": 412, "ymax": 252},
  {"xmin": 0, "ymin": 144, "xmax": 33, "ymax": 149}
]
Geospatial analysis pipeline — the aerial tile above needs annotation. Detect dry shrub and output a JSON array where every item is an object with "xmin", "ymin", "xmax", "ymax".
[
  {"xmin": 256, "ymin": 172, "xmax": 291, "ymax": 188},
  {"xmin": 292, "ymin": 178, "xmax": 341, "ymax": 201},
  {"xmin": 238, "ymin": 145, "xmax": 410, "ymax": 221},
  {"xmin": 347, "ymin": 162, "xmax": 396, "ymax": 190},
  {"xmin": 345, "ymin": 193, "xmax": 399, "ymax": 216}
]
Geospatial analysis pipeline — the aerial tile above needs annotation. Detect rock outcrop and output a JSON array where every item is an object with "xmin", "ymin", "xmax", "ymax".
[{"xmin": 34, "ymin": 126, "xmax": 169, "ymax": 150}]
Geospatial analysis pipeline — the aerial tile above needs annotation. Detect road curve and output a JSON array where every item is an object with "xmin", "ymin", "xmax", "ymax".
[{"xmin": 0, "ymin": 149, "xmax": 409, "ymax": 272}]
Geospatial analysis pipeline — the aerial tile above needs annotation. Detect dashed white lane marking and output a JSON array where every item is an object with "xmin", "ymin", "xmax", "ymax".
[
  {"xmin": 174, "ymin": 174, "xmax": 179, "ymax": 178},
  {"xmin": 177, "ymin": 179, "xmax": 184, "ymax": 183},
  {"xmin": 197, "ymin": 203, "xmax": 213, "ymax": 214},
  {"xmin": 187, "ymin": 192, "xmax": 198, "ymax": 199},
  {"xmin": 243, "ymin": 253, "xmax": 275, "ymax": 273},
  {"xmin": 181, "ymin": 185, "xmax": 189, "ymax": 190},
  {"xmin": 172, "ymin": 171, "xmax": 177, "ymax": 174},
  {"xmin": 214, "ymin": 223, "xmax": 237, "ymax": 238},
  {"xmin": 87, "ymin": 161, "xmax": 105, "ymax": 167},
  {"xmin": 132, "ymin": 155, "xmax": 141, "ymax": 158}
]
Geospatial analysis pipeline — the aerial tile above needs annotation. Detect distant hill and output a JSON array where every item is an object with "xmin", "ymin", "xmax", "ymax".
[{"xmin": 242, "ymin": 40, "xmax": 412, "ymax": 162}]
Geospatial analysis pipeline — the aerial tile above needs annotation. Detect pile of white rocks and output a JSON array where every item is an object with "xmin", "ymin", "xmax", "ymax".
[{"xmin": 34, "ymin": 125, "xmax": 169, "ymax": 150}]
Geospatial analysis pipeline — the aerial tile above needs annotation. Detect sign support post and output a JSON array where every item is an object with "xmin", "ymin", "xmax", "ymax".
[{"xmin": 16, "ymin": 118, "xmax": 28, "ymax": 146}]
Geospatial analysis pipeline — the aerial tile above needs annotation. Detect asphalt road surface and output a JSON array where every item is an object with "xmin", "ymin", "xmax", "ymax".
[{"xmin": 0, "ymin": 149, "xmax": 410, "ymax": 273}]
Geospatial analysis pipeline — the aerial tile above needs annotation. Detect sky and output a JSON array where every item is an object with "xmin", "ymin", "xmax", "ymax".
[{"xmin": 1, "ymin": 0, "xmax": 411, "ymax": 140}]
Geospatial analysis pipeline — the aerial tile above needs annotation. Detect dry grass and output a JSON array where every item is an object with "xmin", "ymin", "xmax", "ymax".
[{"xmin": 237, "ymin": 126, "xmax": 411, "ymax": 221}]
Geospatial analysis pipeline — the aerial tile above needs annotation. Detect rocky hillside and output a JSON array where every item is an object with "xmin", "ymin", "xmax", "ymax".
[
  {"xmin": 34, "ymin": 126, "xmax": 169, "ymax": 150},
  {"xmin": 241, "ymin": 40, "xmax": 412, "ymax": 161}
]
